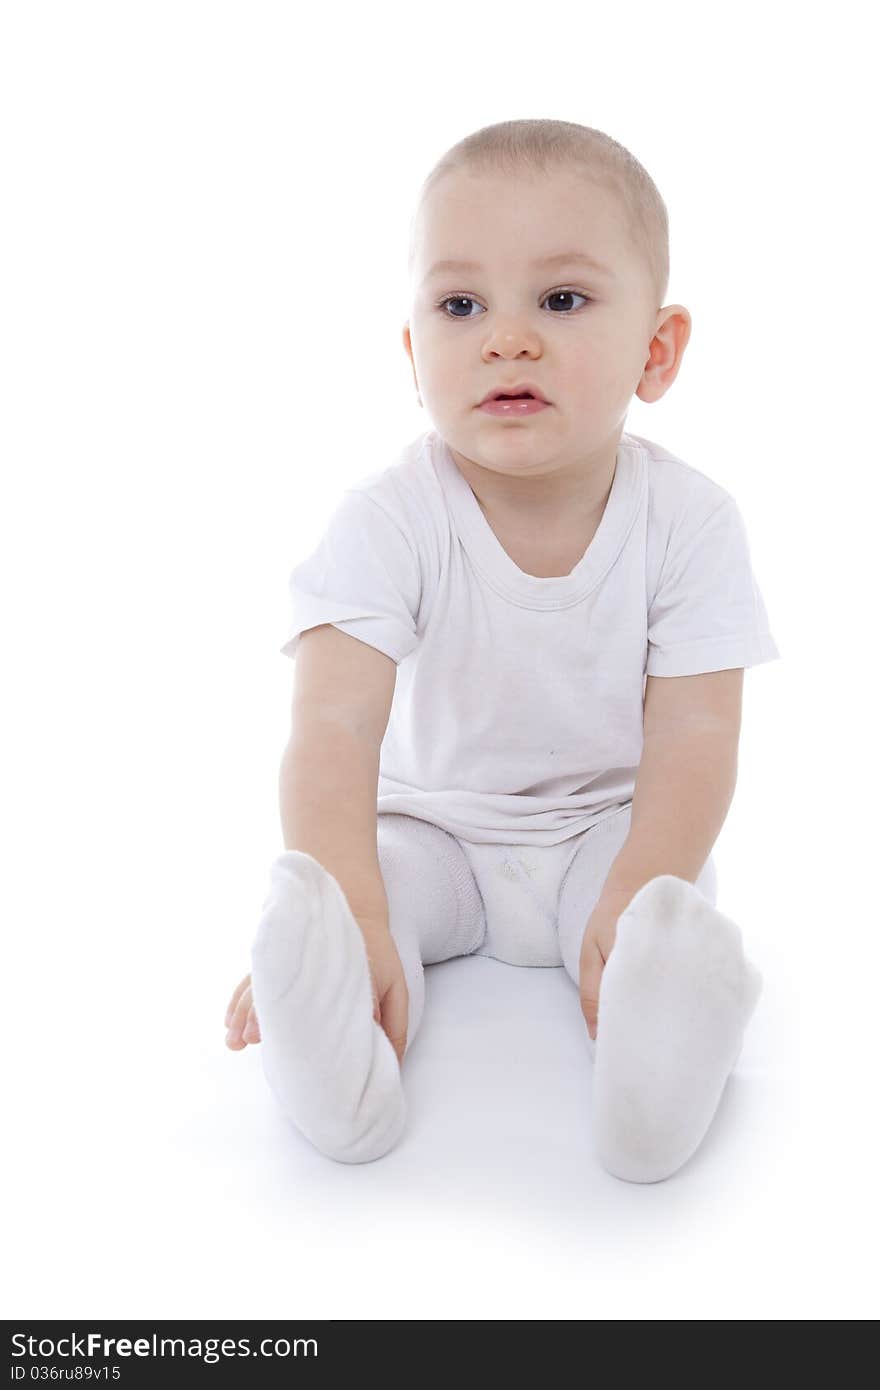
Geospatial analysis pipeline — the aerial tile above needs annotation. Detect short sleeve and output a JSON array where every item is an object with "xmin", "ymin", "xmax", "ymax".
[
  {"xmin": 279, "ymin": 490, "xmax": 421, "ymax": 664},
  {"xmin": 646, "ymin": 493, "xmax": 780, "ymax": 677}
]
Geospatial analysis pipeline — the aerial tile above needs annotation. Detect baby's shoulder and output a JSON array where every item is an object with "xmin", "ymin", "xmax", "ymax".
[
  {"xmin": 338, "ymin": 431, "xmax": 443, "ymax": 548},
  {"xmin": 625, "ymin": 431, "xmax": 734, "ymax": 528}
]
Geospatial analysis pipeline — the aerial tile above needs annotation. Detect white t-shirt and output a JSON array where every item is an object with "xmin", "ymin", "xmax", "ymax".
[{"xmin": 280, "ymin": 428, "xmax": 780, "ymax": 846}]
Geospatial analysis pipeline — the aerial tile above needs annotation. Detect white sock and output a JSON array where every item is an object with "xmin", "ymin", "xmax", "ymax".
[
  {"xmin": 250, "ymin": 850, "xmax": 406, "ymax": 1163},
  {"xmin": 593, "ymin": 874, "xmax": 763, "ymax": 1183}
]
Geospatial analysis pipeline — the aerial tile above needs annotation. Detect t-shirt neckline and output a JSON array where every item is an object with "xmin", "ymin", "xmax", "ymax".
[{"xmin": 427, "ymin": 429, "xmax": 646, "ymax": 609}]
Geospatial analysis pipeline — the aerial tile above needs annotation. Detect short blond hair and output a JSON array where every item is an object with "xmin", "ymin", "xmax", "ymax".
[{"xmin": 408, "ymin": 118, "xmax": 669, "ymax": 313}]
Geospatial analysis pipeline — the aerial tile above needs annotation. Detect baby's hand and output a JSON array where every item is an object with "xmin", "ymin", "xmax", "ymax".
[
  {"xmin": 578, "ymin": 889, "xmax": 633, "ymax": 1041},
  {"xmin": 225, "ymin": 972, "xmax": 261, "ymax": 1049}
]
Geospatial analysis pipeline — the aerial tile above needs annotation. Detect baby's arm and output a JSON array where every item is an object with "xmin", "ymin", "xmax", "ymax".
[
  {"xmin": 225, "ymin": 623, "xmax": 399, "ymax": 1049},
  {"xmin": 604, "ymin": 669, "xmax": 743, "ymax": 892},
  {"xmin": 578, "ymin": 669, "xmax": 743, "ymax": 1037}
]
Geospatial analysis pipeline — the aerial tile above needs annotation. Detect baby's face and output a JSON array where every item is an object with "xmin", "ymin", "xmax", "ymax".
[{"xmin": 403, "ymin": 168, "xmax": 684, "ymax": 483}]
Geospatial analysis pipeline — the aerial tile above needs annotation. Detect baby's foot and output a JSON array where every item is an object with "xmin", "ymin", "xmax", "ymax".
[
  {"xmin": 250, "ymin": 850, "xmax": 406, "ymax": 1163},
  {"xmin": 592, "ymin": 875, "xmax": 762, "ymax": 1183}
]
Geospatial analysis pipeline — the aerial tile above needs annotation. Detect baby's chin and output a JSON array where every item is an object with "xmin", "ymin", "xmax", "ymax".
[{"xmin": 450, "ymin": 415, "xmax": 599, "ymax": 454}]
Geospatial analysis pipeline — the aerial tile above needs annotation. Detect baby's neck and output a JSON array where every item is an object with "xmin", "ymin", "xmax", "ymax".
[{"xmin": 447, "ymin": 436, "xmax": 620, "ymax": 524}]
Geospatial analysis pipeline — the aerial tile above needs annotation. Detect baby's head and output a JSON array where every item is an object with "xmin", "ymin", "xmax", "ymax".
[{"xmin": 402, "ymin": 118, "xmax": 690, "ymax": 482}]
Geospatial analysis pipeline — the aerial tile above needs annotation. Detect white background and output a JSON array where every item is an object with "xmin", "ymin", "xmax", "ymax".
[{"xmin": 3, "ymin": 0, "xmax": 877, "ymax": 1321}]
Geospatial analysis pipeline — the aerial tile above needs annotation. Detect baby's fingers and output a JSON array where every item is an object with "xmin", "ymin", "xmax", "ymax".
[
  {"xmin": 226, "ymin": 983, "xmax": 255, "ymax": 1048},
  {"xmin": 224, "ymin": 973, "xmax": 251, "ymax": 1027}
]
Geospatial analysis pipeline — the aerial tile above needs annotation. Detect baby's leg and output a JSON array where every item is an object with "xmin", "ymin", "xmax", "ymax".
[
  {"xmin": 557, "ymin": 806, "xmax": 762, "ymax": 1183},
  {"xmin": 250, "ymin": 814, "xmax": 484, "ymax": 1165},
  {"xmin": 377, "ymin": 813, "xmax": 487, "ymax": 1043}
]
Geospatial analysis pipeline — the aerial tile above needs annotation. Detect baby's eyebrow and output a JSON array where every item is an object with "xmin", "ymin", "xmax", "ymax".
[{"xmin": 422, "ymin": 250, "xmax": 615, "ymax": 282}]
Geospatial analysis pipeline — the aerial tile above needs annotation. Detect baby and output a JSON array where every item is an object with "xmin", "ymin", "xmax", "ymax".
[{"xmin": 223, "ymin": 118, "xmax": 779, "ymax": 1183}]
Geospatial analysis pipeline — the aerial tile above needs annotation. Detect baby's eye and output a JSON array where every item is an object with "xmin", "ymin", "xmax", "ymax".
[{"xmin": 437, "ymin": 289, "xmax": 591, "ymax": 319}]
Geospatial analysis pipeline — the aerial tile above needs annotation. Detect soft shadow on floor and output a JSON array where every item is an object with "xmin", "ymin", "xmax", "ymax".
[
  {"xmin": 207, "ymin": 954, "xmax": 785, "ymax": 1237},
  {"xmin": 7, "ymin": 953, "xmax": 800, "ymax": 1318}
]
